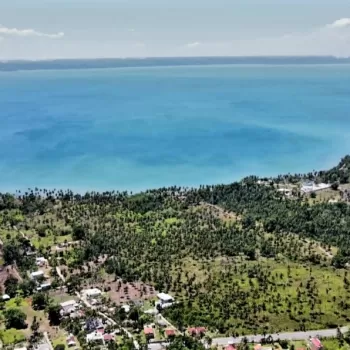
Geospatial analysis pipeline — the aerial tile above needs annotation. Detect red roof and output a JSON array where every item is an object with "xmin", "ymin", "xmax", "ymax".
[
  {"xmin": 165, "ymin": 329, "xmax": 175, "ymax": 336},
  {"xmin": 226, "ymin": 345, "xmax": 237, "ymax": 350},
  {"xmin": 188, "ymin": 327, "xmax": 206, "ymax": 335},
  {"xmin": 96, "ymin": 328, "xmax": 105, "ymax": 334},
  {"xmin": 67, "ymin": 336, "xmax": 75, "ymax": 343},
  {"xmin": 144, "ymin": 328, "xmax": 154, "ymax": 335},
  {"xmin": 103, "ymin": 334, "xmax": 114, "ymax": 341},
  {"xmin": 311, "ymin": 338, "xmax": 322, "ymax": 348}
]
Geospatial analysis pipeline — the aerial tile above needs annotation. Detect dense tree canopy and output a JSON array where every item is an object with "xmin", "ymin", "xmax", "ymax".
[{"xmin": 1, "ymin": 156, "xmax": 350, "ymax": 334}]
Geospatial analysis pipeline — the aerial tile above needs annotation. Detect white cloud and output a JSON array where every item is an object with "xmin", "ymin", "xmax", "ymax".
[
  {"xmin": 175, "ymin": 18, "xmax": 350, "ymax": 58},
  {"xmin": 186, "ymin": 42, "xmax": 200, "ymax": 48},
  {"xmin": 0, "ymin": 25, "xmax": 64, "ymax": 39},
  {"xmin": 327, "ymin": 18, "xmax": 350, "ymax": 29}
]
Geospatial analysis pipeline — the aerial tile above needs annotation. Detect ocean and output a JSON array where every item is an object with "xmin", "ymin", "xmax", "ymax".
[{"xmin": 1, "ymin": 63, "xmax": 350, "ymax": 193}]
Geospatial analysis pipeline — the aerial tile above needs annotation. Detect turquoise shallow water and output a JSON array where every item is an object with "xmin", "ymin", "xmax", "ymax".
[{"xmin": 1, "ymin": 64, "xmax": 350, "ymax": 192}]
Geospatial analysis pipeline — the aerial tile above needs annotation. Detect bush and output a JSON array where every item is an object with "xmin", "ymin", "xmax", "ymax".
[
  {"xmin": 54, "ymin": 344, "xmax": 65, "ymax": 350},
  {"xmin": 4, "ymin": 308, "xmax": 27, "ymax": 329},
  {"xmin": 0, "ymin": 329, "xmax": 26, "ymax": 345}
]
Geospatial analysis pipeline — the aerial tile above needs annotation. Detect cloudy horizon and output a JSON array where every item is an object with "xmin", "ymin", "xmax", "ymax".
[{"xmin": 1, "ymin": 0, "xmax": 350, "ymax": 60}]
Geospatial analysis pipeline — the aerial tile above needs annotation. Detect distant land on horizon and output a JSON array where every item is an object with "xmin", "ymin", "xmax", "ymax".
[{"xmin": 1, "ymin": 56, "xmax": 350, "ymax": 71}]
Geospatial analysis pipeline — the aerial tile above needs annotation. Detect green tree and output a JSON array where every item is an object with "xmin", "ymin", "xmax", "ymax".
[
  {"xmin": 4, "ymin": 276, "xmax": 18, "ymax": 298},
  {"xmin": 54, "ymin": 345, "xmax": 65, "ymax": 350},
  {"xmin": 47, "ymin": 303, "xmax": 61, "ymax": 325},
  {"xmin": 32, "ymin": 292, "xmax": 49, "ymax": 310},
  {"xmin": 31, "ymin": 315, "xmax": 40, "ymax": 333},
  {"xmin": 3, "ymin": 242, "xmax": 21, "ymax": 265},
  {"xmin": 4, "ymin": 308, "xmax": 26, "ymax": 329}
]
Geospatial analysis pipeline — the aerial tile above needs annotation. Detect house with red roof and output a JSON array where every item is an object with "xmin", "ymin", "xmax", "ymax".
[
  {"xmin": 103, "ymin": 334, "xmax": 115, "ymax": 342},
  {"xmin": 144, "ymin": 327, "xmax": 155, "ymax": 339},
  {"xmin": 226, "ymin": 345, "xmax": 237, "ymax": 350},
  {"xmin": 309, "ymin": 337, "xmax": 323, "ymax": 350},
  {"xmin": 165, "ymin": 329, "xmax": 176, "ymax": 338},
  {"xmin": 188, "ymin": 327, "xmax": 206, "ymax": 337},
  {"xmin": 66, "ymin": 334, "xmax": 76, "ymax": 347}
]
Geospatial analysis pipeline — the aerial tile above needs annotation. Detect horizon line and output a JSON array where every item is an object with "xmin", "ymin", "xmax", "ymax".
[{"xmin": 1, "ymin": 54, "xmax": 350, "ymax": 63}]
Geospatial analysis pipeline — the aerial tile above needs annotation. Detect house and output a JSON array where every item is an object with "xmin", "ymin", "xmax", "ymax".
[
  {"xmin": 37, "ymin": 282, "xmax": 51, "ymax": 291},
  {"xmin": 226, "ymin": 345, "xmax": 237, "ymax": 350},
  {"xmin": 165, "ymin": 329, "xmax": 175, "ymax": 338},
  {"xmin": 144, "ymin": 327, "xmax": 154, "ymax": 339},
  {"xmin": 309, "ymin": 337, "xmax": 323, "ymax": 350},
  {"xmin": 82, "ymin": 288, "xmax": 102, "ymax": 299},
  {"xmin": 35, "ymin": 343, "xmax": 51, "ymax": 350},
  {"xmin": 60, "ymin": 300, "xmax": 78, "ymax": 316},
  {"xmin": 86, "ymin": 331, "xmax": 104, "ymax": 345},
  {"xmin": 157, "ymin": 293, "xmax": 174, "ymax": 305},
  {"xmin": 2, "ymin": 294, "xmax": 11, "ymax": 301},
  {"xmin": 103, "ymin": 334, "xmax": 115, "ymax": 342},
  {"xmin": 66, "ymin": 334, "xmax": 76, "ymax": 347},
  {"xmin": 30, "ymin": 270, "xmax": 44, "ymax": 280},
  {"xmin": 188, "ymin": 327, "xmax": 206, "ymax": 336},
  {"xmin": 36, "ymin": 257, "xmax": 47, "ymax": 267},
  {"xmin": 86, "ymin": 318, "xmax": 104, "ymax": 331},
  {"xmin": 121, "ymin": 304, "xmax": 131, "ymax": 313},
  {"xmin": 145, "ymin": 308, "xmax": 158, "ymax": 315}
]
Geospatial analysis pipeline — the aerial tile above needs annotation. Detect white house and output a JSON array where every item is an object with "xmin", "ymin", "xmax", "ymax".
[
  {"xmin": 2, "ymin": 294, "xmax": 10, "ymax": 301},
  {"xmin": 86, "ymin": 331, "xmax": 104, "ymax": 345},
  {"xmin": 157, "ymin": 293, "xmax": 174, "ymax": 305},
  {"xmin": 121, "ymin": 304, "xmax": 130, "ymax": 313},
  {"xmin": 36, "ymin": 257, "xmax": 47, "ymax": 266},
  {"xmin": 30, "ymin": 270, "xmax": 44, "ymax": 280},
  {"xmin": 60, "ymin": 300, "xmax": 78, "ymax": 315},
  {"xmin": 82, "ymin": 288, "xmax": 102, "ymax": 299}
]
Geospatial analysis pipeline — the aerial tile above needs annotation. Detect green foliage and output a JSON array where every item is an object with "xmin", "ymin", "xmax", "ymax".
[
  {"xmin": 5, "ymin": 276, "xmax": 19, "ymax": 298},
  {"xmin": 4, "ymin": 308, "xmax": 27, "ymax": 329},
  {"xmin": 1, "ymin": 157, "xmax": 350, "ymax": 335},
  {"xmin": 54, "ymin": 345, "xmax": 65, "ymax": 350},
  {"xmin": 19, "ymin": 279, "xmax": 37, "ymax": 297},
  {"xmin": 47, "ymin": 303, "xmax": 62, "ymax": 326},
  {"xmin": 167, "ymin": 336, "xmax": 205, "ymax": 350},
  {"xmin": 0, "ymin": 328, "xmax": 26, "ymax": 345},
  {"xmin": 32, "ymin": 292, "xmax": 49, "ymax": 310}
]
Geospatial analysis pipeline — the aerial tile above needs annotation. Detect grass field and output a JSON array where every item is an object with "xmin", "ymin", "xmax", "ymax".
[
  {"xmin": 0, "ymin": 328, "xmax": 26, "ymax": 345},
  {"xmin": 322, "ymin": 338, "xmax": 350, "ymax": 350},
  {"xmin": 166, "ymin": 257, "xmax": 350, "ymax": 335}
]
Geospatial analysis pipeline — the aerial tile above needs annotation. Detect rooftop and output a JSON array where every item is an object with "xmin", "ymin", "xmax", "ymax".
[
  {"xmin": 83, "ymin": 288, "xmax": 102, "ymax": 296},
  {"xmin": 311, "ymin": 338, "xmax": 322, "ymax": 347},
  {"xmin": 157, "ymin": 292, "xmax": 174, "ymax": 302},
  {"xmin": 31, "ymin": 270, "xmax": 44, "ymax": 276},
  {"xmin": 188, "ymin": 327, "xmax": 206, "ymax": 334},
  {"xmin": 165, "ymin": 329, "xmax": 175, "ymax": 336},
  {"xmin": 144, "ymin": 328, "xmax": 154, "ymax": 335},
  {"xmin": 60, "ymin": 300, "xmax": 77, "ymax": 308}
]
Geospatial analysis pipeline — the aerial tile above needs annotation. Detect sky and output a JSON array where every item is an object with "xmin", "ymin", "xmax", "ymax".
[{"xmin": 1, "ymin": 0, "xmax": 350, "ymax": 59}]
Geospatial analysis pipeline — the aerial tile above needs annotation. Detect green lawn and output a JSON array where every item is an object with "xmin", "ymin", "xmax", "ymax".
[
  {"xmin": 0, "ymin": 328, "xmax": 26, "ymax": 345},
  {"xmin": 52, "ymin": 333, "xmax": 68, "ymax": 350},
  {"xmin": 166, "ymin": 258, "xmax": 350, "ymax": 336}
]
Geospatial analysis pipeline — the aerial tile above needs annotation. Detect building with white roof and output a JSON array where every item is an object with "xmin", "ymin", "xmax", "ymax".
[
  {"xmin": 36, "ymin": 257, "xmax": 47, "ymax": 266},
  {"xmin": 2, "ymin": 294, "xmax": 10, "ymax": 301},
  {"xmin": 82, "ymin": 288, "xmax": 102, "ymax": 299},
  {"xmin": 30, "ymin": 270, "xmax": 44, "ymax": 280},
  {"xmin": 157, "ymin": 293, "xmax": 174, "ymax": 304},
  {"xmin": 86, "ymin": 331, "xmax": 104, "ymax": 345},
  {"xmin": 60, "ymin": 300, "xmax": 78, "ymax": 315}
]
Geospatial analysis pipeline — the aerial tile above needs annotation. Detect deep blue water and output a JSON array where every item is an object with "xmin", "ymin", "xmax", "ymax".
[{"xmin": 1, "ymin": 64, "xmax": 350, "ymax": 192}]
